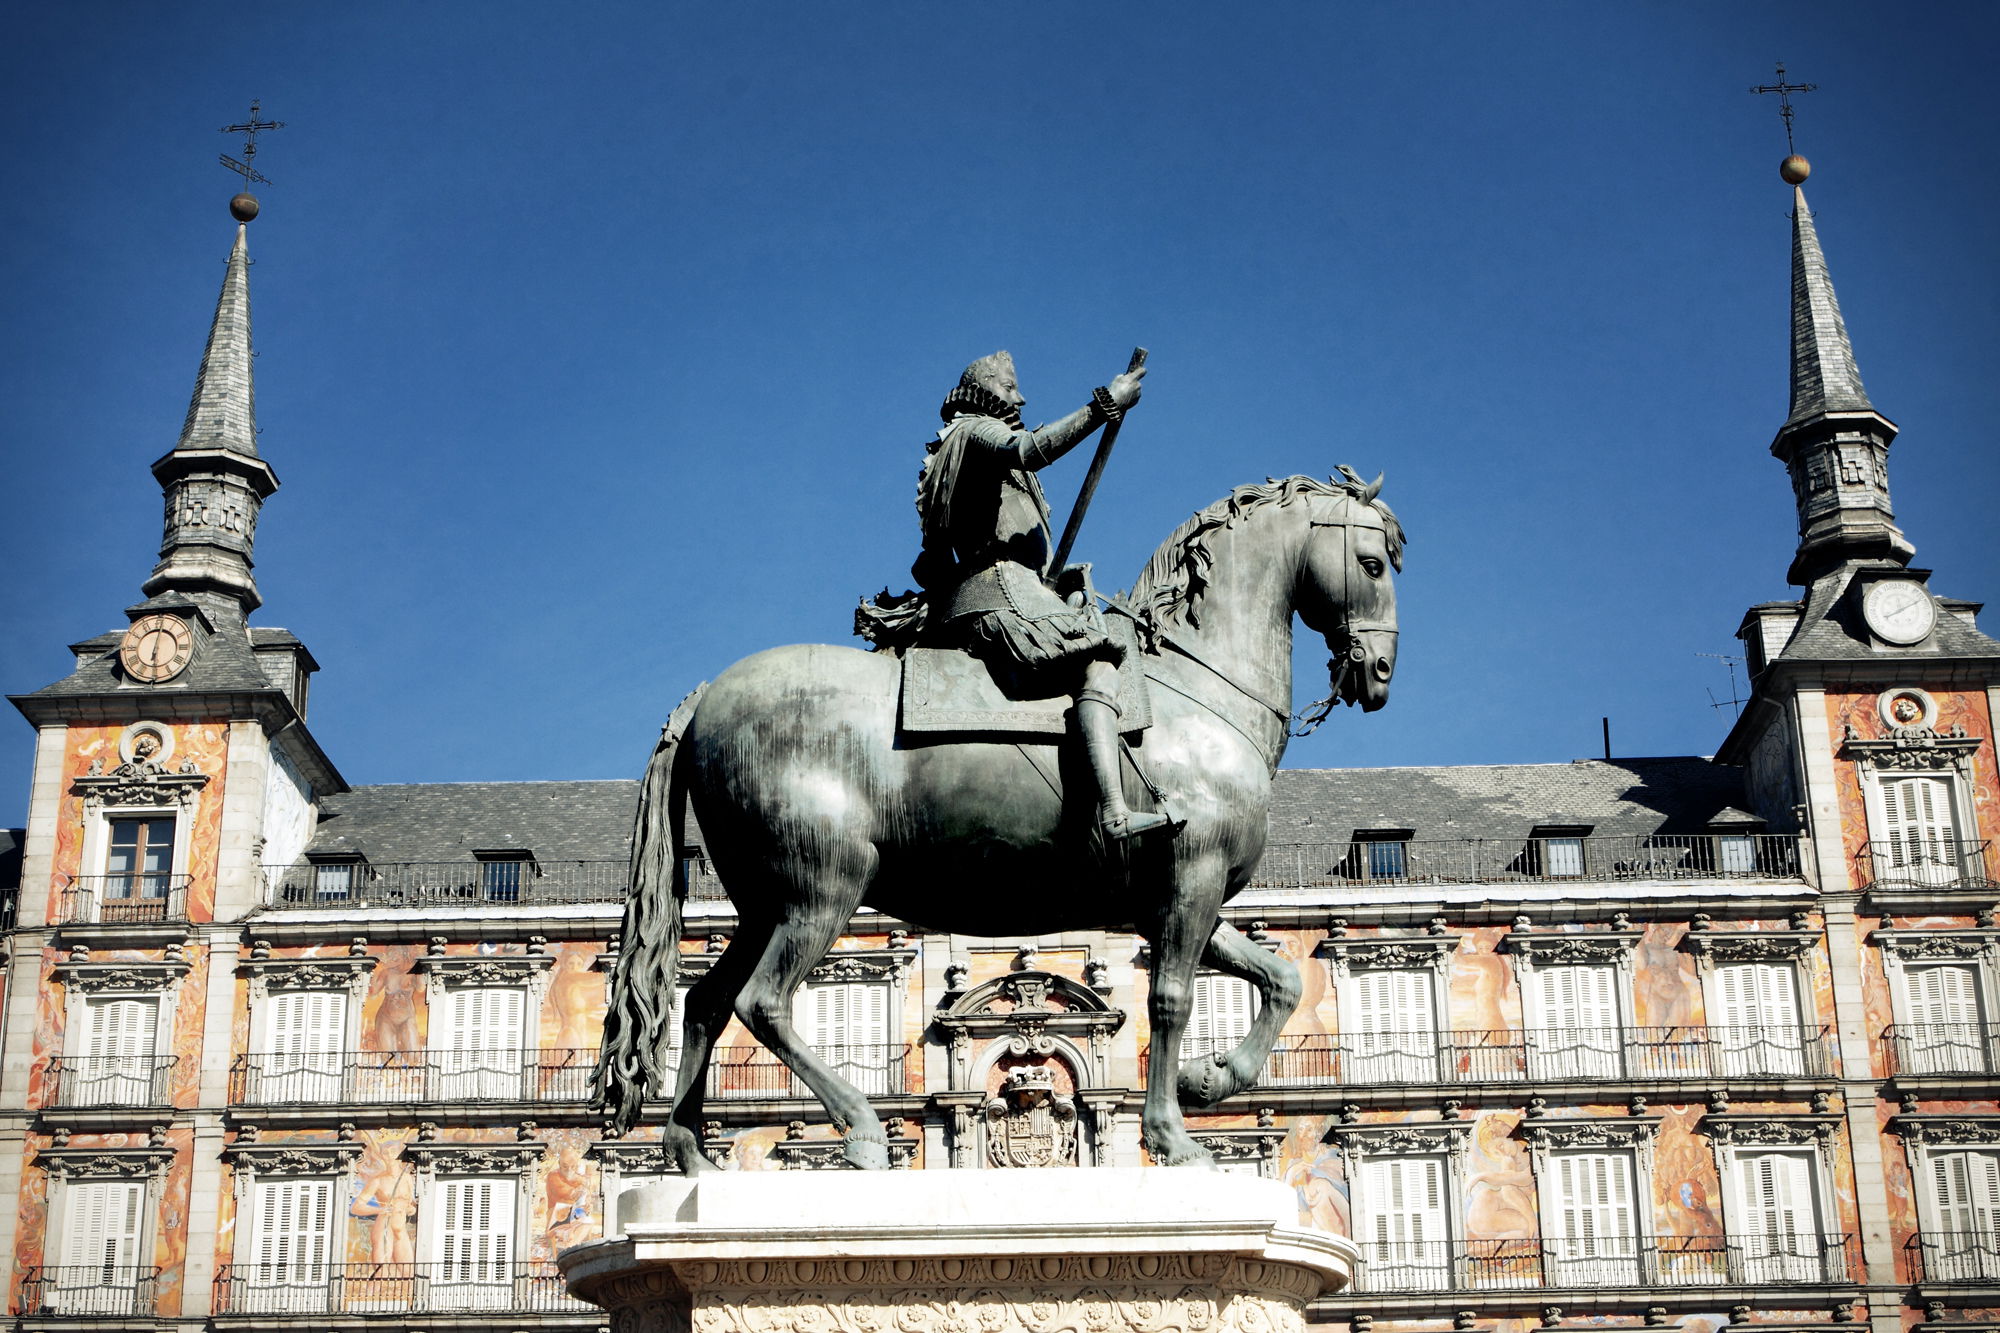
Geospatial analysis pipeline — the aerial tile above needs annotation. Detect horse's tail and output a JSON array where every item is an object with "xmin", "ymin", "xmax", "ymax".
[{"xmin": 592, "ymin": 682, "xmax": 707, "ymax": 1132}]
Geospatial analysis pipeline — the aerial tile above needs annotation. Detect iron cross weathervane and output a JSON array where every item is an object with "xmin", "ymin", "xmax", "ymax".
[
  {"xmin": 1750, "ymin": 62, "xmax": 1817, "ymax": 154},
  {"xmin": 219, "ymin": 100, "xmax": 285, "ymax": 189}
]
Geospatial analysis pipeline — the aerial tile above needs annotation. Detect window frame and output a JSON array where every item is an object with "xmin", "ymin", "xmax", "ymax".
[
  {"xmin": 1322, "ymin": 935, "xmax": 1456, "ymax": 1087},
  {"xmin": 37, "ymin": 1144, "xmax": 174, "ymax": 1317},
  {"xmin": 1329, "ymin": 1121, "xmax": 1472, "ymax": 1293},
  {"xmin": 1521, "ymin": 1117, "xmax": 1658, "ymax": 1288}
]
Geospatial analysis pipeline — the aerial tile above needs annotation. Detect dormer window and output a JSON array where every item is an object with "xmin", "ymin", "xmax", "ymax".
[
  {"xmin": 473, "ymin": 851, "xmax": 535, "ymax": 903},
  {"xmin": 304, "ymin": 854, "xmax": 366, "ymax": 903},
  {"xmin": 1528, "ymin": 825, "xmax": 1593, "ymax": 879}
]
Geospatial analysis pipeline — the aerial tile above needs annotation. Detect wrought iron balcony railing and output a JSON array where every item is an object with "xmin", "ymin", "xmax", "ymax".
[
  {"xmin": 1885, "ymin": 1022, "xmax": 2000, "ymax": 1077},
  {"xmin": 1861, "ymin": 838, "xmax": 1994, "ymax": 891},
  {"xmin": 229, "ymin": 1042, "xmax": 907, "ymax": 1105},
  {"xmin": 266, "ymin": 859, "xmax": 631, "ymax": 907},
  {"xmin": 57, "ymin": 875, "xmax": 190, "ymax": 924},
  {"xmin": 45, "ymin": 1055, "xmax": 177, "ymax": 1108},
  {"xmin": 21, "ymin": 1264, "xmax": 161, "ymax": 1315},
  {"xmin": 213, "ymin": 1261, "xmax": 592, "ymax": 1315},
  {"xmin": 1907, "ymin": 1231, "xmax": 2000, "ymax": 1284},
  {"xmin": 1248, "ymin": 833, "xmax": 1803, "ymax": 893},
  {"xmin": 1352, "ymin": 1233, "xmax": 1853, "ymax": 1292},
  {"xmin": 1255, "ymin": 1024, "xmax": 1834, "ymax": 1087}
]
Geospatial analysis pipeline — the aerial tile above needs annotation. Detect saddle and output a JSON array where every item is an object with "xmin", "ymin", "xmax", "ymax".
[{"xmin": 899, "ymin": 613, "xmax": 1153, "ymax": 740}]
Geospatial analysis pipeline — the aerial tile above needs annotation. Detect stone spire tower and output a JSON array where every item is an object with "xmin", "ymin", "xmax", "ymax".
[
  {"xmin": 1770, "ymin": 181, "xmax": 1915, "ymax": 586},
  {"xmin": 142, "ymin": 218, "xmax": 280, "ymax": 612}
]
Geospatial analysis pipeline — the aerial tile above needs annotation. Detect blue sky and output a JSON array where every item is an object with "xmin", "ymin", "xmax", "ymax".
[{"xmin": 3, "ymin": 3, "xmax": 1996, "ymax": 803}]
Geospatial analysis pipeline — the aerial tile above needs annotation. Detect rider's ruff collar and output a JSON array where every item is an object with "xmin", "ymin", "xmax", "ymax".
[{"xmin": 939, "ymin": 382, "xmax": 1023, "ymax": 429}]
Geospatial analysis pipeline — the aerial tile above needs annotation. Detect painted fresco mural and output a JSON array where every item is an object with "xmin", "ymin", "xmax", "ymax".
[
  {"xmin": 50, "ymin": 720, "xmax": 230, "ymax": 923},
  {"xmin": 1825, "ymin": 685, "xmax": 2000, "ymax": 880}
]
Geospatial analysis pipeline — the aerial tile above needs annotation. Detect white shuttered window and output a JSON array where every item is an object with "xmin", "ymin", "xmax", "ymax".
[
  {"xmin": 265, "ymin": 991, "xmax": 346, "ymax": 1101},
  {"xmin": 435, "ymin": 988, "xmax": 527, "ymax": 1099},
  {"xmin": 1904, "ymin": 964, "xmax": 1987, "ymax": 1074},
  {"xmin": 1180, "ymin": 974, "xmax": 1258, "ymax": 1061},
  {"xmin": 434, "ymin": 1177, "xmax": 516, "ymax": 1308},
  {"xmin": 1359, "ymin": 1157, "xmax": 1450, "ymax": 1290},
  {"xmin": 1713, "ymin": 962, "xmax": 1804, "ymax": 1076},
  {"xmin": 797, "ymin": 981, "xmax": 893, "ymax": 1095},
  {"xmin": 1736, "ymin": 1151, "xmax": 1823, "ymax": 1282},
  {"xmin": 1882, "ymin": 775, "xmax": 1961, "ymax": 885},
  {"xmin": 53, "ymin": 1179, "xmax": 145, "ymax": 1313},
  {"xmin": 1529, "ymin": 966, "xmax": 1621, "ymax": 1080},
  {"xmin": 78, "ymin": 995, "xmax": 160, "ymax": 1105},
  {"xmin": 1349, "ymin": 969, "xmax": 1437, "ymax": 1083},
  {"xmin": 1928, "ymin": 1150, "xmax": 2000, "ymax": 1282},
  {"xmin": 1547, "ymin": 1152, "xmax": 1639, "ymax": 1285},
  {"xmin": 244, "ymin": 1178, "xmax": 336, "ymax": 1311}
]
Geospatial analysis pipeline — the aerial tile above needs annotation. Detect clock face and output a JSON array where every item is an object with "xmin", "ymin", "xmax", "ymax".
[
  {"xmin": 119, "ymin": 614, "xmax": 195, "ymax": 683},
  {"xmin": 1862, "ymin": 580, "xmax": 1937, "ymax": 646}
]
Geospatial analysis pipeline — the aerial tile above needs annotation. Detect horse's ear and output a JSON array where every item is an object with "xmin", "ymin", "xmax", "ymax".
[{"xmin": 1361, "ymin": 473, "xmax": 1383, "ymax": 504}]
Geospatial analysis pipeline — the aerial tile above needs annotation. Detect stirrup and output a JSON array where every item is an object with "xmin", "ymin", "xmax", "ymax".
[{"xmin": 1100, "ymin": 809, "xmax": 1174, "ymax": 844}]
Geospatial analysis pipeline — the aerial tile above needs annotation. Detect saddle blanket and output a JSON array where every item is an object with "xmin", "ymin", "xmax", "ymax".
[{"xmin": 900, "ymin": 619, "xmax": 1153, "ymax": 740}]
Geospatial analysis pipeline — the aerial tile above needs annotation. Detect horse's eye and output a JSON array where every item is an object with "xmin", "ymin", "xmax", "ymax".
[{"xmin": 1361, "ymin": 557, "xmax": 1385, "ymax": 578}]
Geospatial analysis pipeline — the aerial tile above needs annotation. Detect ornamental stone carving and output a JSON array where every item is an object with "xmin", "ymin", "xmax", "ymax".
[
  {"xmin": 403, "ymin": 1141, "xmax": 546, "ymax": 1176},
  {"xmin": 413, "ymin": 953, "xmax": 555, "ymax": 987},
  {"xmin": 1192, "ymin": 1129, "xmax": 1287, "ymax": 1177},
  {"xmin": 1520, "ymin": 1116, "xmax": 1658, "ymax": 1175},
  {"xmin": 1893, "ymin": 1115, "xmax": 2000, "ymax": 1146},
  {"xmin": 1502, "ymin": 931, "xmax": 1642, "ymax": 970},
  {"xmin": 71, "ymin": 760, "xmax": 209, "ymax": 811},
  {"xmin": 934, "ymin": 971, "xmax": 1125, "ymax": 1091},
  {"xmin": 983, "ymin": 1066, "xmax": 1079, "ymax": 1168},
  {"xmin": 1328, "ymin": 1120, "xmax": 1472, "ymax": 1164},
  {"xmin": 38, "ymin": 1145, "xmax": 175, "ymax": 1179},
  {"xmin": 1683, "ymin": 931, "xmax": 1818, "ymax": 965},
  {"xmin": 53, "ymin": 956, "xmax": 191, "ymax": 992},
  {"xmin": 222, "ymin": 1141, "xmax": 364, "ymax": 1176},
  {"xmin": 1841, "ymin": 721, "xmax": 1982, "ymax": 772},
  {"xmin": 1699, "ymin": 1115, "xmax": 1839, "ymax": 1148},
  {"xmin": 773, "ymin": 1138, "xmax": 918, "ymax": 1171},
  {"xmin": 243, "ymin": 953, "xmax": 377, "ymax": 999},
  {"xmin": 809, "ymin": 951, "xmax": 914, "ymax": 985},
  {"xmin": 1320, "ymin": 935, "xmax": 1457, "ymax": 978},
  {"xmin": 1875, "ymin": 932, "xmax": 1998, "ymax": 963}
]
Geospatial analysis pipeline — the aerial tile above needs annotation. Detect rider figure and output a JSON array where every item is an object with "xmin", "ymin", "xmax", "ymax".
[{"xmin": 914, "ymin": 351, "xmax": 1170, "ymax": 848}]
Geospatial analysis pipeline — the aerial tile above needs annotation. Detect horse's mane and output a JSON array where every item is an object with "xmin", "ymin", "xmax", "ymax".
[{"xmin": 1127, "ymin": 470, "xmax": 1405, "ymax": 631}]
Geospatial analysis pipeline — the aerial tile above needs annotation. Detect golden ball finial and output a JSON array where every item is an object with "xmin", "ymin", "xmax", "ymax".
[
  {"xmin": 1780, "ymin": 154, "xmax": 1811, "ymax": 185},
  {"xmin": 229, "ymin": 192, "xmax": 261, "ymax": 222}
]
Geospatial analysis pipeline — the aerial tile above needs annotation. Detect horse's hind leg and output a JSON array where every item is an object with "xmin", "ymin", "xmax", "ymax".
[
  {"xmin": 731, "ymin": 881, "xmax": 888, "ymax": 1169},
  {"xmin": 660, "ymin": 916, "xmax": 774, "ymax": 1174},
  {"xmin": 1178, "ymin": 919, "xmax": 1302, "ymax": 1108}
]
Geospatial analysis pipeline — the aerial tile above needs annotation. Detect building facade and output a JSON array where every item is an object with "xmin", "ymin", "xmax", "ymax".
[{"xmin": 1, "ymin": 166, "xmax": 1996, "ymax": 1333}]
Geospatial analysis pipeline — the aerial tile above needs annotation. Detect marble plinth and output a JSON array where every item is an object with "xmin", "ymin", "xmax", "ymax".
[{"xmin": 561, "ymin": 1169, "xmax": 1356, "ymax": 1333}]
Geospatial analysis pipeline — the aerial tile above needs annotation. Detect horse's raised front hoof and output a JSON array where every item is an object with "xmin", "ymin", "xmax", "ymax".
[
  {"xmin": 844, "ymin": 1135, "xmax": 891, "ymax": 1170},
  {"xmin": 1176, "ymin": 1052, "xmax": 1246, "ymax": 1108},
  {"xmin": 1145, "ymin": 1130, "xmax": 1218, "ymax": 1168}
]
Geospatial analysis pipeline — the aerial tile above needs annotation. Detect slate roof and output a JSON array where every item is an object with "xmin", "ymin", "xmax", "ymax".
[
  {"xmin": 1777, "ymin": 570, "xmax": 2000, "ymax": 665},
  {"xmin": 306, "ymin": 781, "xmax": 641, "ymax": 864},
  {"xmin": 307, "ymin": 758, "xmax": 1746, "ymax": 866},
  {"xmin": 19, "ymin": 595, "xmax": 285, "ymax": 703}
]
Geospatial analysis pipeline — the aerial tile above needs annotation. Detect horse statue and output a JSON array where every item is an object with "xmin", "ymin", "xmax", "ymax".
[{"xmin": 595, "ymin": 471, "xmax": 1403, "ymax": 1171}]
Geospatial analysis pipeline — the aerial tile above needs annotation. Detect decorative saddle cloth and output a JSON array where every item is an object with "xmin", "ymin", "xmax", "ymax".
[{"xmin": 899, "ymin": 614, "xmax": 1153, "ymax": 740}]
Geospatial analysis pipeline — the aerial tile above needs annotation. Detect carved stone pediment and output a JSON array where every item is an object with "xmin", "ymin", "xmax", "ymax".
[
  {"xmin": 1842, "ymin": 724, "xmax": 1983, "ymax": 772},
  {"xmin": 1683, "ymin": 931, "xmax": 1818, "ymax": 964},
  {"xmin": 807, "ymin": 950, "xmax": 915, "ymax": 985},
  {"xmin": 1699, "ymin": 1114, "xmax": 1839, "ymax": 1148},
  {"xmin": 774, "ymin": 1138, "xmax": 918, "ymax": 1170},
  {"xmin": 1892, "ymin": 1114, "xmax": 2000, "ymax": 1146},
  {"xmin": 934, "ymin": 970, "xmax": 1126, "ymax": 1092},
  {"xmin": 402, "ymin": 1141, "xmax": 546, "ymax": 1175},
  {"xmin": 1502, "ymin": 931, "xmax": 1642, "ymax": 969},
  {"xmin": 585, "ymin": 1141, "xmax": 669, "ymax": 1174},
  {"xmin": 413, "ymin": 954, "xmax": 554, "ymax": 987},
  {"xmin": 37, "ymin": 1145, "xmax": 175, "ymax": 1179},
  {"xmin": 243, "ymin": 953, "xmax": 377, "ymax": 997},
  {"xmin": 1520, "ymin": 1116, "xmax": 1658, "ymax": 1156},
  {"xmin": 1874, "ymin": 931, "xmax": 2000, "ymax": 963},
  {"xmin": 72, "ymin": 762, "xmax": 209, "ymax": 811},
  {"xmin": 54, "ymin": 956, "xmax": 190, "ymax": 992},
  {"xmin": 1319, "ymin": 935, "xmax": 1458, "ymax": 976},
  {"xmin": 1328, "ymin": 1120, "xmax": 1472, "ymax": 1162},
  {"xmin": 223, "ymin": 1141, "xmax": 365, "ymax": 1175},
  {"xmin": 1193, "ymin": 1128, "xmax": 1287, "ymax": 1176}
]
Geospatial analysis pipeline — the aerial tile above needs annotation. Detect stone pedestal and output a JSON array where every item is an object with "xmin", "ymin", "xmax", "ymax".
[{"xmin": 561, "ymin": 1169, "xmax": 1356, "ymax": 1333}]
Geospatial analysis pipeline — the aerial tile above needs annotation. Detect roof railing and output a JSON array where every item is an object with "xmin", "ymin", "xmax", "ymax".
[
  {"xmin": 1248, "ymin": 832, "xmax": 1802, "ymax": 893},
  {"xmin": 1352, "ymin": 1232, "xmax": 1853, "ymax": 1292}
]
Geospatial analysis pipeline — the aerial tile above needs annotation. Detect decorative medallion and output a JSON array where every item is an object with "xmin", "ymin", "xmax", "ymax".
[
  {"xmin": 119, "ymin": 614, "xmax": 196, "ymax": 683},
  {"xmin": 983, "ymin": 1065, "xmax": 1079, "ymax": 1168}
]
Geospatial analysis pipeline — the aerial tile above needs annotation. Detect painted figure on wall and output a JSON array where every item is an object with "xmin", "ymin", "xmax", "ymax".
[
  {"xmin": 1465, "ymin": 1113, "xmax": 1537, "ymax": 1240},
  {"xmin": 350, "ymin": 1140, "xmax": 416, "ymax": 1266}
]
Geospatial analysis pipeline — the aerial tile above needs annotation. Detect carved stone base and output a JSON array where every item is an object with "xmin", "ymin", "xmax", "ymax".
[{"xmin": 561, "ymin": 1170, "xmax": 1355, "ymax": 1333}]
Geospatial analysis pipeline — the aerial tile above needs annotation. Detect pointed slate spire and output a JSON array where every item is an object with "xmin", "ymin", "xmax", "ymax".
[
  {"xmin": 175, "ymin": 223, "xmax": 260, "ymax": 457},
  {"xmin": 145, "ymin": 218, "xmax": 279, "ymax": 611},
  {"xmin": 1769, "ymin": 173, "xmax": 1912, "ymax": 586},
  {"xmin": 1785, "ymin": 186, "xmax": 1874, "ymax": 426}
]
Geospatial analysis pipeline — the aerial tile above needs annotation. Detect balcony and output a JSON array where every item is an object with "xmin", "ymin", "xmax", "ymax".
[
  {"xmin": 20, "ymin": 1265, "xmax": 160, "ymax": 1316},
  {"xmin": 1909, "ymin": 1231, "xmax": 2000, "ymax": 1284},
  {"xmin": 267, "ymin": 858, "xmax": 630, "ymax": 907},
  {"xmin": 1249, "ymin": 833, "xmax": 1803, "ymax": 895},
  {"xmin": 1259, "ymin": 1024, "xmax": 1834, "ymax": 1088},
  {"xmin": 213, "ymin": 1261, "xmax": 591, "ymax": 1315},
  {"xmin": 44, "ymin": 1055, "xmax": 177, "ymax": 1108},
  {"xmin": 56, "ymin": 874, "xmax": 189, "ymax": 925},
  {"xmin": 1352, "ymin": 1233, "xmax": 1854, "ymax": 1293},
  {"xmin": 1861, "ymin": 838, "xmax": 1994, "ymax": 892},
  {"xmin": 229, "ymin": 1043, "xmax": 908, "ymax": 1106},
  {"xmin": 1886, "ymin": 1022, "xmax": 2000, "ymax": 1077}
]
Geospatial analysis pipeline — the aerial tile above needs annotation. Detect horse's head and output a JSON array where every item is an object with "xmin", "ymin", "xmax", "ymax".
[{"xmin": 1297, "ymin": 477, "xmax": 1402, "ymax": 712}]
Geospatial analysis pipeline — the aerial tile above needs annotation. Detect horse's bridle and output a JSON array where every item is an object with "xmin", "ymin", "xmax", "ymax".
[{"xmin": 1295, "ymin": 494, "xmax": 1398, "ymax": 734}]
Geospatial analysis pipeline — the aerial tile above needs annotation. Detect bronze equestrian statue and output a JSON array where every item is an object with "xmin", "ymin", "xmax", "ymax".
[{"xmin": 596, "ymin": 352, "xmax": 1404, "ymax": 1171}]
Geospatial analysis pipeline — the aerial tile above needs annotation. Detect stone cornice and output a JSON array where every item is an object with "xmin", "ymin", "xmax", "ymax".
[
  {"xmin": 412, "ymin": 953, "xmax": 555, "ymax": 986},
  {"xmin": 71, "ymin": 761, "xmax": 209, "ymax": 811},
  {"xmin": 1327, "ymin": 1120, "xmax": 1473, "ymax": 1161},
  {"xmin": 1873, "ymin": 930, "xmax": 2000, "ymax": 963},
  {"xmin": 1501, "ymin": 931, "xmax": 1642, "ymax": 969},
  {"xmin": 241, "ymin": 953, "xmax": 377, "ymax": 992},
  {"xmin": 1891, "ymin": 1113, "xmax": 2000, "ymax": 1146},
  {"xmin": 1699, "ymin": 1113, "xmax": 1841, "ymax": 1147},
  {"xmin": 1519, "ymin": 1115, "xmax": 1658, "ymax": 1153},
  {"xmin": 1682, "ymin": 930, "xmax": 1819, "ymax": 964},
  {"xmin": 402, "ymin": 1140, "xmax": 546, "ymax": 1175},
  {"xmin": 1318, "ymin": 935, "xmax": 1458, "ymax": 974},
  {"xmin": 53, "ymin": 956, "xmax": 191, "ymax": 992},
  {"xmin": 806, "ymin": 950, "xmax": 916, "ymax": 985},
  {"xmin": 1840, "ymin": 723, "xmax": 1983, "ymax": 772}
]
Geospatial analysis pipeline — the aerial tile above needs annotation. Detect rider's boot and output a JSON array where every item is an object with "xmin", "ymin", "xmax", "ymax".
[{"xmin": 1077, "ymin": 686, "xmax": 1171, "ymax": 845}]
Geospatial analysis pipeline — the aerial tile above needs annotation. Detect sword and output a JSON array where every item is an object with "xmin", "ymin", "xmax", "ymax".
[{"xmin": 1048, "ymin": 346, "xmax": 1147, "ymax": 582}]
